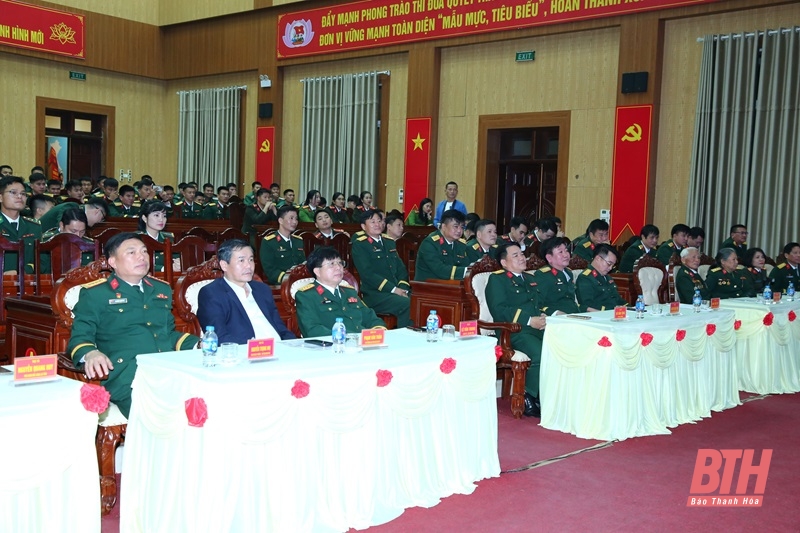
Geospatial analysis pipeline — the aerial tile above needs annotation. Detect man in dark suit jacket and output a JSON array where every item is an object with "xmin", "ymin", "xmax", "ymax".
[{"xmin": 197, "ymin": 239, "xmax": 295, "ymax": 344}]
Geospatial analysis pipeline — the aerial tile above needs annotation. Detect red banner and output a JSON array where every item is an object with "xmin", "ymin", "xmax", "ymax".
[
  {"xmin": 403, "ymin": 117, "xmax": 432, "ymax": 216},
  {"xmin": 277, "ymin": 0, "xmax": 716, "ymax": 58},
  {"xmin": 610, "ymin": 105, "xmax": 653, "ymax": 244},
  {"xmin": 0, "ymin": 0, "xmax": 84, "ymax": 59},
  {"xmin": 255, "ymin": 126, "xmax": 275, "ymax": 185}
]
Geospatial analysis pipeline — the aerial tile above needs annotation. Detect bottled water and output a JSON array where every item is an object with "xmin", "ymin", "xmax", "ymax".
[
  {"xmin": 692, "ymin": 289, "xmax": 702, "ymax": 313},
  {"xmin": 332, "ymin": 317, "xmax": 346, "ymax": 354},
  {"xmin": 787, "ymin": 282, "xmax": 795, "ymax": 302},
  {"xmin": 635, "ymin": 295, "xmax": 645, "ymax": 319},
  {"xmin": 763, "ymin": 284, "xmax": 772, "ymax": 303},
  {"xmin": 202, "ymin": 325, "xmax": 218, "ymax": 367},
  {"xmin": 426, "ymin": 310, "xmax": 439, "ymax": 342}
]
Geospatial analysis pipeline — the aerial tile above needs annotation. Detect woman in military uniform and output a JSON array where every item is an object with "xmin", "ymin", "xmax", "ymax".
[
  {"xmin": 706, "ymin": 248, "xmax": 747, "ymax": 299},
  {"xmin": 405, "ymin": 198, "xmax": 434, "ymax": 227},
  {"xmin": 137, "ymin": 201, "xmax": 176, "ymax": 272},
  {"xmin": 741, "ymin": 247, "xmax": 769, "ymax": 297},
  {"xmin": 328, "ymin": 192, "xmax": 351, "ymax": 224}
]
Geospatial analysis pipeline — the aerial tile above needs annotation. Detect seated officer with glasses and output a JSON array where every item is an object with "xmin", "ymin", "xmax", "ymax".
[
  {"xmin": 0, "ymin": 175, "xmax": 43, "ymax": 273},
  {"xmin": 575, "ymin": 243, "xmax": 627, "ymax": 312},
  {"xmin": 295, "ymin": 246, "xmax": 386, "ymax": 338},
  {"xmin": 719, "ymin": 224, "xmax": 748, "ymax": 261}
]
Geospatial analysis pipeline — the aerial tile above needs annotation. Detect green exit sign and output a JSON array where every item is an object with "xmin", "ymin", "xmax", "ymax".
[
  {"xmin": 69, "ymin": 71, "xmax": 86, "ymax": 81},
  {"xmin": 515, "ymin": 51, "xmax": 535, "ymax": 62}
]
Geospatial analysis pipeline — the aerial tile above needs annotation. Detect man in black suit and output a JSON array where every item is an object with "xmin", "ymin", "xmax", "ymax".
[{"xmin": 196, "ymin": 239, "xmax": 295, "ymax": 344}]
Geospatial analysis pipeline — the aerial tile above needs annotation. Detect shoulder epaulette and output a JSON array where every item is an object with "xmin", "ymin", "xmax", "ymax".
[
  {"xmin": 458, "ymin": 238, "xmax": 467, "ymax": 244},
  {"xmin": 353, "ymin": 230, "xmax": 365, "ymax": 237},
  {"xmin": 538, "ymin": 266, "xmax": 551, "ymax": 273},
  {"xmin": 341, "ymin": 282, "xmax": 354, "ymax": 289},
  {"xmin": 667, "ymin": 242, "xmax": 675, "ymax": 248},
  {"xmin": 777, "ymin": 263, "xmax": 787, "ymax": 269},
  {"xmin": 492, "ymin": 269, "xmax": 505, "ymax": 274},
  {"xmin": 637, "ymin": 244, "xmax": 644, "ymax": 250},
  {"xmin": 357, "ymin": 235, "xmax": 368, "ymax": 241},
  {"xmin": 264, "ymin": 234, "xmax": 276, "ymax": 241},
  {"xmin": 174, "ymin": 201, "xmax": 184, "ymax": 206},
  {"xmin": 736, "ymin": 265, "xmax": 746, "ymax": 270},
  {"xmin": 23, "ymin": 216, "xmax": 40, "ymax": 224},
  {"xmin": 81, "ymin": 278, "xmax": 107, "ymax": 289},
  {"xmin": 582, "ymin": 241, "xmax": 592, "ymax": 248},
  {"xmin": 582, "ymin": 269, "xmax": 592, "ymax": 276},
  {"xmin": 291, "ymin": 234, "xmax": 303, "ymax": 240},
  {"xmin": 710, "ymin": 267, "xmax": 721, "ymax": 272},
  {"xmin": 163, "ymin": 231, "xmax": 175, "ymax": 238},
  {"xmin": 147, "ymin": 275, "xmax": 170, "ymax": 285},
  {"xmin": 299, "ymin": 283, "xmax": 315, "ymax": 292},
  {"xmin": 431, "ymin": 234, "xmax": 440, "ymax": 241}
]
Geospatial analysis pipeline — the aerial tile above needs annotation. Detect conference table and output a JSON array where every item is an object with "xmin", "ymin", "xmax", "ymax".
[
  {"xmin": 121, "ymin": 330, "xmax": 499, "ymax": 533},
  {"xmin": 720, "ymin": 296, "xmax": 800, "ymax": 394},
  {"xmin": 540, "ymin": 305, "xmax": 740, "ymax": 441},
  {"xmin": 0, "ymin": 373, "xmax": 100, "ymax": 533}
]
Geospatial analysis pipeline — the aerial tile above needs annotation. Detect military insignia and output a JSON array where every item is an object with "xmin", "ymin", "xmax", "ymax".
[
  {"xmin": 143, "ymin": 278, "xmax": 153, "ymax": 286},
  {"xmin": 439, "ymin": 237, "xmax": 444, "ymax": 244},
  {"xmin": 299, "ymin": 283, "xmax": 315, "ymax": 292},
  {"xmin": 316, "ymin": 285, "xmax": 324, "ymax": 295},
  {"xmin": 348, "ymin": 297, "xmax": 358, "ymax": 303},
  {"xmin": 108, "ymin": 298, "xmax": 128, "ymax": 305},
  {"xmin": 116, "ymin": 293, "xmax": 122, "ymax": 298},
  {"xmin": 506, "ymin": 271, "xmax": 513, "ymax": 278},
  {"xmin": 81, "ymin": 278, "xmax": 107, "ymax": 289},
  {"xmin": 367, "ymin": 236, "xmax": 373, "ymax": 244},
  {"xmin": 110, "ymin": 278, "xmax": 119, "ymax": 290},
  {"xmin": 592, "ymin": 271, "xmax": 598, "ymax": 277},
  {"xmin": 341, "ymin": 282, "xmax": 355, "ymax": 289},
  {"xmin": 156, "ymin": 293, "xmax": 169, "ymax": 299}
]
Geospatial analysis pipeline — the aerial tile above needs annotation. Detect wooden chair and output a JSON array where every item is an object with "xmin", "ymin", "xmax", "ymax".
[
  {"xmin": 395, "ymin": 233, "xmax": 421, "ymax": 282},
  {"xmin": 171, "ymin": 235, "xmax": 218, "ymax": 274},
  {"xmin": 526, "ymin": 254, "xmax": 547, "ymax": 272},
  {"xmin": 33, "ymin": 233, "xmax": 100, "ymax": 295},
  {"xmin": 667, "ymin": 253, "xmax": 683, "ymax": 302},
  {"xmin": 633, "ymin": 254, "xmax": 668, "ymax": 304},
  {"xmin": 138, "ymin": 234, "xmax": 173, "ymax": 282},
  {"xmin": 329, "ymin": 232, "xmax": 352, "ymax": 269},
  {"xmin": 229, "ymin": 202, "xmax": 246, "ymax": 231},
  {"xmin": 184, "ymin": 226, "xmax": 214, "ymax": 243},
  {"xmin": 300, "ymin": 231, "xmax": 324, "ymax": 258},
  {"xmin": 174, "ymin": 256, "xmax": 226, "ymax": 336},
  {"xmin": 217, "ymin": 227, "xmax": 248, "ymax": 245},
  {"xmin": 463, "ymin": 255, "xmax": 528, "ymax": 419},
  {"xmin": 52, "ymin": 258, "xmax": 126, "ymax": 516},
  {"xmin": 0, "ymin": 236, "xmax": 25, "ymax": 326},
  {"xmin": 91, "ymin": 227, "xmax": 122, "ymax": 251},
  {"xmin": 567, "ymin": 254, "xmax": 589, "ymax": 271}
]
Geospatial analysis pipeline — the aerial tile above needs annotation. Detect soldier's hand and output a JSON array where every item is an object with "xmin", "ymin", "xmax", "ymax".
[
  {"xmin": 85, "ymin": 350, "xmax": 113, "ymax": 379},
  {"xmin": 392, "ymin": 287, "xmax": 409, "ymax": 298},
  {"xmin": 108, "ymin": 191, "xmax": 119, "ymax": 201},
  {"xmin": 529, "ymin": 315, "xmax": 547, "ymax": 330}
]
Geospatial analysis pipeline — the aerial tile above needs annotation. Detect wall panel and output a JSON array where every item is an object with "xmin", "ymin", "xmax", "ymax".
[
  {"xmin": 160, "ymin": 0, "xmax": 252, "ymax": 26},
  {"xmin": 30, "ymin": 0, "xmax": 160, "ymax": 25}
]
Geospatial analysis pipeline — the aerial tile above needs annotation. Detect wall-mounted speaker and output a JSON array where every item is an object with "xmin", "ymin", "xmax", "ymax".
[
  {"xmin": 621, "ymin": 72, "xmax": 649, "ymax": 94},
  {"xmin": 259, "ymin": 103, "xmax": 273, "ymax": 119}
]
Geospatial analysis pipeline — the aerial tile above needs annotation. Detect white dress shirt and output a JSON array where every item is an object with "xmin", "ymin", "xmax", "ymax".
[{"xmin": 223, "ymin": 277, "xmax": 280, "ymax": 340}]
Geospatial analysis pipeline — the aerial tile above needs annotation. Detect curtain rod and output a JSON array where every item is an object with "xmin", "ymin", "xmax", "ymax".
[
  {"xmin": 300, "ymin": 70, "xmax": 390, "ymax": 83},
  {"xmin": 697, "ymin": 26, "xmax": 800, "ymax": 42},
  {"xmin": 176, "ymin": 85, "xmax": 247, "ymax": 95}
]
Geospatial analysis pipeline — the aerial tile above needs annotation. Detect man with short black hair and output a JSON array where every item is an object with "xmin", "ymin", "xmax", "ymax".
[
  {"xmin": 137, "ymin": 178, "xmax": 156, "ymax": 202},
  {"xmin": 176, "ymin": 183, "xmax": 202, "ymax": 218},
  {"xmin": 619, "ymin": 224, "xmax": 660, "ymax": 273},
  {"xmin": 202, "ymin": 183, "xmax": 215, "ymax": 202},
  {"xmin": 433, "ymin": 181, "xmax": 468, "ymax": 227},
  {"xmin": 499, "ymin": 216, "xmax": 530, "ymax": 253},
  {"xmin": 39, "ymin": 196, "xmax": 107, "ymax": 232},
  {"xmin": 65, "ymin": 179, "xmax": 85, "ymax": 202},
  {"xmin": 313, "ymin": 209, "xmax": 345, "ymax": 240},
  {"xmin": 114, "ymin": 185, "xmax": 140, "ymax": 217},
  {"xmin": 277, "ymin": 189, "xmax": 297, "ymax": 208},
  {"xmin": 720, "ymin": 224, "xmax": 748, "ymax": 260},
  {"xmin": 576, "ymin": 244, "xmax": 627, "ymax": 312},
  {"xmin": 466, "ymin": 219, "xmax": 499, "ymax": 261},
  {"xmin": 202, "ymin": 186, "xmax": 232, "ymax": 220},
  {"xmin": 80, "ymin": 177, "xmax": 94, "ymax": 197},
  {"xmin": 46, "ymin": 179, "xmax": 63, "ymax": 198},
  {"xmin": 0, "ymin": 176, "xmax": 43, "ymax": 273},
  {"xmin": 260, "ymin": 205, "xmax": 305, "ymax": 284},
  {"xmin": 242, "ymin": 188, "xmax": 277, "ymax": 244},
  {"xmin": 687, "ymin": 226, "xmax": 705, "ymax": 251},
  {"xmin": 27, "ymin": 194, "xmax": 55, "ymax": 220},
  {"xmin": 533, "ymin": 237, "xmax": 580, "ymax": 315},
  {"xmin": 0, "ymin": 165, "xmax": 12, "ymax": 177},
  {"xmin": 414, "ymin": 209, "xmax": 471, "ymax": 281},
  {"xmin": 572, "ymin": 219, "xmax": 610, "ymax": 262},
  {"xmin": 656, "ymin": 223, "xmax": 691, "ymax": 265},
  {"xmin": 29, "ymin": 173, "xmax": 47, "ymax": 196},
  {"xmin": 243, "ymin": 181, "xmax": 262, "ymax": 206},
  {"xmin": 96, "ymin": 177, "xmax": 119, "ymax": 208}
]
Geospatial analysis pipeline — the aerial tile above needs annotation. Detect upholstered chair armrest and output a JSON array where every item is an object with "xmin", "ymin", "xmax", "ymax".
[{"xmin": 57, "ymin": 351, "xmax": 98, "ymax": 384}]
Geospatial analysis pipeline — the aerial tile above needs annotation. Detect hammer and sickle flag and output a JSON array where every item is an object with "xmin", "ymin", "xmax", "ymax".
[
  {"xmin": 621, "ymin": 123, "xmax": 643, "ymax": 142},
  {"xmin": 260, "ymin": 139, "xmax": 271, "ymax": 152},
  {"xmin": 610, "ymin": 105, "xmax": 652, "ymax": 244},
  {"xmin": 256, "ymin": 127, "xmax": 275, "ymax": 183}
]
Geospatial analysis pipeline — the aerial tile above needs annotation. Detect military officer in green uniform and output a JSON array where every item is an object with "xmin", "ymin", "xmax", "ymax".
[
  {"xmin": 533, "ymin": 237, "xmax": 580, "ymax": 315},
  {"xmin": 138, "ymin": 201, "xmax": 177, "ymax": 272},
  {"xmin": 67, "ymin": 232, "xmax": 200, "ymax": 418},
  {"xmin": 201, "ymin": 186, "xmax": 232, "ymax": 220},
  {"xmin": 571, "ymin": 219, "xmax": 610, "ymax": 262},
  {"xmin": 295, "ymin": 246, "xmax": 386, "ymax": 337},
  {"xmin": 485, "ymin": 242, "xmax": 547, "ymax": 417},
  {"xmin": 298, "ymin": 190, "xmax": 321, "ymax": 223},
  {"xmin": 619, "ymin": 224, "xmax": 660, "ymax": 273},
  {"xmin": 112, "ymin": 185, "xmax": 141, "ymax": 217},
  {"xmin": 719, "ymin": 224, "xmax": 748, "ymax": 260},
  {"xmin": 674, "ymin": 247, "xmax": 710, "ymax": 303},
  {"xmin": 242, "ymin": 181, "xmax": 262, "ymax": 207},
  {"xmin": 37, "ymin": 209, "xmax": 96, "ymax": 274},
  {"xmin": 350, "ymin": 210, "xmax": 411, "ymax": 327},
  {"xmin": 174, "ymin": 184, "xmax": 203, "ymax": 219},
  {"xmin": 38, "ymin": 197, "xmax": 107, "ymax": 233},
  {"xmin": 414, "ymin": 209, "xmax": 471, "ymax": 281},
  {"xmin": 575, "ymin": 244, "xmax": 627, "ymax": 311},
  {"xmin": 242, "ymin": 188, "xmax": 278, "ymax": 245},
  {"xmin": 260, "ymin": 205, "xmax": 305, "ymax": 284},
  {"xmin": 769, "ymin": 242, "xmax": 800, "ymax": 294},
  {"xmin": 706, "ymin": 248, "xmax": 747, "ymax": 299},
  {"xmin": 0, "ymin": 176, "xmax": 42, "ymax": 273},
  {"xmin": 466, "ymin": 219, "xmax": 499, "ymax": 262},
  {"xmin": 655, "ymin": 223, "xmax": 690, "ymax": 265}
]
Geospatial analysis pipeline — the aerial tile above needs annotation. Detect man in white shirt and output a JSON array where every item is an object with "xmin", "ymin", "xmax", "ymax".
[{"xmin": 196, "ymin": 239, "xmax": 295, "ymax": 344}]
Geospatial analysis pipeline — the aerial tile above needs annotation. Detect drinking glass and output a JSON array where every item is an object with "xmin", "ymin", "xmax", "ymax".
[{"xmin": 442, "ymin": 324, "xmax": 457, "ymax": 341}]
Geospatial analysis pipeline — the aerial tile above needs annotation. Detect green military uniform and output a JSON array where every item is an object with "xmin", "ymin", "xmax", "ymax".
[
  {"xmin": 110, "ymin": 203, "xmax": 140, "ymax": 218},
  {"xmin": 201, "ymin": 201, "xmax": 230, "ymax": 220},
  {"xmin": 769, "ymin": 262, "xmax": 799, "ymax": 294},
  {"xmin": 36, "ymin": 227, "xmax": 95, "ymax": 274},
  {"xmin": 38, "ymin": 202, "xmax": 82, "ymax": 233},
  {"xmin": 465, "ymin": 238, "xmax": 498, "ymax": 262},
  {"xmin": 575, "ymin": 266, "xmax": 626, "ymax": 311},
  {"xmin": 404, "ymin": 209, "xmax": 432, "ymax": 227},
  {"xmin": 0, "ymin": 214, "xmax": 42, "ymax": 272},
  {"xmin": 414, "ymin": 230, "xmax": 471, "ymax": 281},
  {"xmin": 44, "ymin": 193, "xmax": 62, "ymax": 206},
  {"xmin": 313, "ymin": 229, "xmax": 345, "ymax": 241},
  {"xmin": 295, "ymin": 280, "xmax": 386, "ymax": 337},
  {"xmin": 138, "ymin": 231, "xmax": 174, "ymax": 272},
  {"xmin": 619, "ymin": 240, "xmax": 658, "ymax": 273},
  {"xmin": 674, "ymin": 266, "xmax": 710, "ymax": 303},
  {"xmin": 260, "ymin": 232, "xmax": 305, "ymax": 285},
  {"xmin": 243, "ymin": 191, "xmax": 257, "ymax": 206},
  {"xmin": 175, "ymin": 201, "xmax": 203, "ymax": 219},
  {"xmin": 67, "ymin": 273, "xmax": 200, "ymax": 418},
  {"xmin": 329, "ymin": 207, "xmax": 350, "ymax": 224},
  {"xmin": 485, "ymin": 270, "xmax": 543, "ymax": 397},
  {"xmin": 706, "ymin": 266, "xmax": 747, "ymax": 299},
  {"xmin": 242, "ymin": 204, "xmax": 277, "ymax": 245},
  {"xmin": 741, "ymin": 267, "xmax": 768, "ymax": 297},
  {"xmin": 533, "ymin": 266, "xmax": 580, "ymax": 315},
  {"xmin": 350, "ymin": 233, "xmax": 412, "ymax": 327},
  {"xmin": 571, "ymin": 236, "xmax": 597, "ymax": 262},
  {"xmin": 719, "ymin": 238, "xmax": 747, "ymax": 260},
  {"xmin": 655, "ymin": 239, "xmax": 682, "ymax": 266},
  {"xmin": 298, "ymin": 205, "xmax": 318, "ymax": 223}
]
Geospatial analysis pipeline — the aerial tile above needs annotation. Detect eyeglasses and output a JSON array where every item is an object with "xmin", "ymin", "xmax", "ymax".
[
  {"xmin": 321, "ymin": 260, "xmax": 346, "ymax": 269},
  {"xmin": 4, "ymin": 190, "xmax": 26, "ymax": 198},
  {"xmin": 601, "ymin": 258, "xmax": 616, "ymax": 267},
  {"xmin": 736, "ymin": 231, "xmax": 749, "ymax": 235}
]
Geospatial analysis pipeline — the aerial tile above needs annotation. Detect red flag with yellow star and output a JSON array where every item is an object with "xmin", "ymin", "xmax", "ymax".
[{"xmin": 403, "ymin": 117, "xmax": 431, "ymax": 216}]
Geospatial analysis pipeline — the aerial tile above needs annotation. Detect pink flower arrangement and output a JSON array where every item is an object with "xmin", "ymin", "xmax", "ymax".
[
  {"xmin": 495, "ymin": 345, "xmax": 503, "ymax": 362},
  {"xmin": 376, "ymin": 369, "xmax": 393, "ymax": 387},
  {"xmin": 597, "ymin": 336, "xmax": 612, "ymax": 347},
  {"xmin": 789, "ymin": 311, "xmax": 797, "ymax": 323},
  {"xmin": 676, "ymin": 329, "xmax": 687, "ymax": 341},
  {"xmin": 734, "ymin": 320, "xmax": 742, "ymax": 330},
  {"xmin": 185, "ymin": 397, "xmax": 208, "ymax": 427},
  {"xmin": 440, "ymin": 357, "xmax": 457, "ymax": 374},
  {"xmin": 706, "ymin": 324, "xmax": 716, "ymax": 336},
  {"xmin": 640, "ymin": 332, "xmax": 653, "ymax": 347},
  {"xmin": 763, "ymin": 312, "xmax": 774, "ymax": 326},
  {"xmin": 80, "ymin": 383, "xmax": 110, "ymax": 413},
  {"xmin": 291, "ymin": 379, "xmax": 310, "ymax": 398}
]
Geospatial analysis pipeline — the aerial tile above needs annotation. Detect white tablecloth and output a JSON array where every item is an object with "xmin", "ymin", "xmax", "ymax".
[
  {"xmin": 121, "ymin": 330, "xmax": 499, "ymax": 533},
  {"xmin": 540, "ymin": 306, "xmax": 740, "ymax": 441},
  {"xmin": 720, "ymin": 297, "xmax": 800, "ymax": 394},
  {"xmin": 0, "ymin": 374, "xmax": 100, "ymax": 533}
]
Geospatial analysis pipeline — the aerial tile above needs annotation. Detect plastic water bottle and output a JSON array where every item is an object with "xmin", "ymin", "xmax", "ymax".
[
  {"xmin": 202, "ymin": 325, "xmax": 218, "ymax": 367},
  {"xmin": 692, "ymin": 289, "xmax": 702, "ymax": 313},
  {"xmin": 426, "ymin": 310, "xmax": 439, "ymax": 342},
  {"xmin": 635, "ymin": 295, "xmax": 645, "ymax": 319},
  {"xmin": 787, "ymin": 282, "xmax": 795, "ymax": 302},
  {"xmin": 332, "ymin": 318, "xmax": 346, "ymax": 354},
  {"xmin": 763, "ymin": 284, "xmax": 772, "ymax": 303}
]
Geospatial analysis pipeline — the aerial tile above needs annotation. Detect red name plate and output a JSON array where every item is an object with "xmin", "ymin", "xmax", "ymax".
[
  {"xmin": 14, "ymin": 354, "xmax": 58, "ymax": 382},
  {"xmin": 459, "ymin": 320, "xmax": 478, "ymax": 337},
  {"xmin": 247, "ymin": 338, "xmax": 275, "ymax": 360},
  {"xmin": 614, "ymin": 306, "xmax": 627, "ymax": 320},
  {"xmin": 670, "ymin": 301, "xmax": 681, "ymax": 315},
  {"xmin": 361, "ymin": 329, "xmax": 385, "ymax": 346},
  {"xmin": 710, "ymin": 297, "xmax": 720, "ymax": 310}
]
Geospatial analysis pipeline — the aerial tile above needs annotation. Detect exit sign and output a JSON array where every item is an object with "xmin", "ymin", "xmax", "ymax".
[
  {"xmin": 515, "ymin": 51, "xmax": 535, "ymax": 62},
  {"xmin": 69, "ymin": 71, "xmax": 86, "ymax": 81}
]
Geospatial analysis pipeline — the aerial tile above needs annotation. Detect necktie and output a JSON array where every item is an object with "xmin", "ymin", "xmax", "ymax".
[
  {"xmin": 13, "ymin": 221, "xmax": 18, "ymax": 232},
  {"xmin": 335, "ymin": 288, "xmax": 341, "ymax": 300}
]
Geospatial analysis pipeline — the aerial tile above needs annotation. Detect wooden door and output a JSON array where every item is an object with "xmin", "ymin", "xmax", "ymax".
[{"xmin": 70, "ymin": 137, "xmax": 102, "ymax": 181}]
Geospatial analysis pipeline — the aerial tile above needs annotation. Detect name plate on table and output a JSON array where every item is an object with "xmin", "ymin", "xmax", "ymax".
[
  {"xmin": 614, "ymin": 306, "xmax": 627, "ymax": 320},
  {"xmin": 459, "ymin": 320, "xmax": 478, "ymax": 337},
  {"xmin": 14, "ymin": 354, "xmax": 58, "ymax": 384},
  {"xmin": 670, "ymin": 301, "xmax": 681, "ymax": 315},
  {"xmin": 248, "ymin": 338, "xmax": 275, "ymax": 361},
  {"xmin": 710, "ymin": 297, "xmax": 720, "ymax": 310},
  {"xmin": 361, "ymin": 329, "xmax": 385, "ymax": 346}
]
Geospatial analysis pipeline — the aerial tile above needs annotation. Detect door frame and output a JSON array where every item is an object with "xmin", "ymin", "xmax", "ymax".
[
  {"xmin": 476, "ymin": 111, "xmax": 569, "ymax": 222},
  {"xmin": 36, "ymin": 97, "xmax": 115, "ymax": 179}
]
